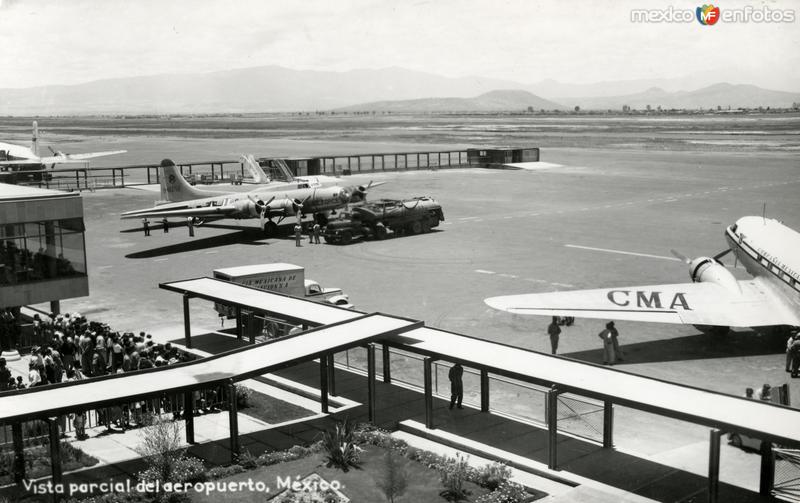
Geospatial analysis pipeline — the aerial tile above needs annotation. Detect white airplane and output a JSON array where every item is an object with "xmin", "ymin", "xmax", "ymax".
[
  {"xmin": 485, "ymin": 216, "xmax": 800, "ymax": 333},
  {"xmin": 0, "ymin": 121, "xmax": 126, "ymax": 167},
  {"xmin": 121, "ymin": 159, "xmax": 380, "ymax": 236}
]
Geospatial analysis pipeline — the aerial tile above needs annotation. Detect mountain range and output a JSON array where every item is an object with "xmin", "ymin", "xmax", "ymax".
[{"xmin": 0, "ymin": 66, "xmax": 797, "ymax": 115}]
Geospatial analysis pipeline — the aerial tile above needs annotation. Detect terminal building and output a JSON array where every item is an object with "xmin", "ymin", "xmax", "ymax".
[{"xmin": 0, "ymin": 183, "xmax": 88, "ymax": 317}]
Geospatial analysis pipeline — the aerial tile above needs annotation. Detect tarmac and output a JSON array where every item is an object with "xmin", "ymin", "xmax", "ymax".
[{"xmin": 4, "ymin": 143, "xmax": 799, "ymax": 501}]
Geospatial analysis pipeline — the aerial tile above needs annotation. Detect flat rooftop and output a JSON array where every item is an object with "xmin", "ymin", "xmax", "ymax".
[{"xmin": 0, "ymin": 182, "xmax": 78, "ymax": 201}]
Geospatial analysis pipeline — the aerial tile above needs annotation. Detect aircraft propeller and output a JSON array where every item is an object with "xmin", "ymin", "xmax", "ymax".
[{"xmin": 247, "ymin": 194, "xmax": 275, "ymax": 228}]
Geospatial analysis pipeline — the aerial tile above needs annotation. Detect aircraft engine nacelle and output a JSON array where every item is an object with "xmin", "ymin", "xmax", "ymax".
[
  {"xmin": 264, "ymin": 198, "xmax": 299, "ymax": 217},
  {"xmin": 689, "ymin": 256, "xmax": 741, "ymax": 293},
  {"xmin": 234, "ymin": 199, "xmax": 263, "ymax": 218}
]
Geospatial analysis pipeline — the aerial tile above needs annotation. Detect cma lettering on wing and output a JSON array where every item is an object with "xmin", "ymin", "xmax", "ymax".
[{"xmin": 607, "ymin": 290, "xmax": 691, "ymax": 310}]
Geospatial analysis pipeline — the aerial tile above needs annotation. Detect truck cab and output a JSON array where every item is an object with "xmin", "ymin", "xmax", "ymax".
[{"xmin": 304, "ymin": 279, "xmax": 353, "ymax": 309}]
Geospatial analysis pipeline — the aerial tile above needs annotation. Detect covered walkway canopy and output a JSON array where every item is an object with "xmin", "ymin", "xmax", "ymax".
[{"xmin": 159, "ymin": 277, "xmax": 364, "ymax": 348}]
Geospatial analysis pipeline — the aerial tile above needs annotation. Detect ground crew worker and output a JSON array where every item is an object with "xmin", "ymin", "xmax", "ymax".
[
  {"xmin": 609, "ymin": 321, "xmax": 623, "ymax": 361},
  {"xmin": 294, "ymin": 223, "xmax": 302, "ymax": 247},
  {"xmin": 313, "ymin": 223, "xmax": 321, "ymax": 244},
  {"xmin": 308, "ymin": 224, "xmax": 314, "ymax": 244},
  {"xmin": 161, "ymin": 217, "xmax": 169, "ymax": 233},
  {"xmin": 142, "ymin": 218, "xmax": 150, "ymax": 237},
  {"xmin": 448, "ymin": 363, "xmax": 463, "ymax": 409},
  {"xmin": 598, "ymin": 322, "xmax": 616, "ymax": 365},
  {"xmin": 187, "ymin": 217, "xmax": 195, "ymax": 237},
  {"xmin": 547, "ymin": 316, "xmax": 561, "ymax": 355}
]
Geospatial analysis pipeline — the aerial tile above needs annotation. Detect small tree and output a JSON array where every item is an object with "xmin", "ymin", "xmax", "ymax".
[
  {"xmin": 376, "ymin": 450, "xmax": 408, "ymax": 502},
  {"xmin": 135, "ymin": 414, "xmax": 204, "ymax": 490}
]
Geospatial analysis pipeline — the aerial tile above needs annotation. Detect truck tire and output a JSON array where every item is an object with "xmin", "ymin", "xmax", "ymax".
[
  {"xmin": 421, "ymin": 218, "xmax": 431, "ymax": 233},
  {"xmin": 410, "ymin": 220, "xmax": 422, "ymax": 234},
  {"xmin": 375, "ymin": 225, "xmax": 388, "ymax": 240},
  {"xmin": 263, "ymin": 221, "xmax": 278, "ymax": 237},
  {"xmin": 341, "ymin": 230, "xmax": 353, "ymax": 244}
]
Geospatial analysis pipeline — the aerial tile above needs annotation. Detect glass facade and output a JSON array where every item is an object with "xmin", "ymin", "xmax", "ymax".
[{"xmin": 0, "ymin": 218, "xmax": 87, "ymax": 286}]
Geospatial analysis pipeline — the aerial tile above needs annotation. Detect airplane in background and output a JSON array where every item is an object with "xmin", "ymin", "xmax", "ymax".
[
  {"xmin": 0, "ymin": 121, "xmax": 126, "ymax": 168},
  {"xmin": 121, "ymin": 159, "xmax": 381, "ymax": 236},
  {"xmin": 485, "ymin": 216, "xmax": 800, "ymax": 335}
]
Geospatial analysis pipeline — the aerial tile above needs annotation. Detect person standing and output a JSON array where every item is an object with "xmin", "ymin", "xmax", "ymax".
[
  {"xmin": 786, "ymin": 330, "xmax": 798, "ymax": 372},
  {"xmin": 609, "ymin": 321, "xmax": 624, "ymax": 361},
  {"xmin": 187, "ymin": 217, "xmax": 195, "ymax": 237},
  {"xmin": 161, "ymin": 217, "xmax": 169, "ymax": 233},
  {"xmin": 294, "ymin": 223, "xmax": 302, "ymax": 247},
  {"xmin": 547, "ymin": 317, "xmax": 561, "ymax": 355},
  {"xmin": 790, "ymin": 335, "xmax": 800, "ymax": 378},
  {"xmin": 142, "ymin": 218, "xmax": 150, "ymax": 237},
  {"xmin": 598, "ymin": 322, "xmax": 616, "ymax": 365},
  {"xmin": 313, "ymin": 223, "xmax": 321, "ymax": 244},
  {"xmin": 448, "ymin": 363, "xmax": 464, "ymax": 409}
]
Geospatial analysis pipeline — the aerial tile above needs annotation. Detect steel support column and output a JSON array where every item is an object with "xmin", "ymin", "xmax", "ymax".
[
  {"xmin": 184, "ymin": 391, "xmax": 195, "ymax": 444},
  {"xmin": 319, "ymin": 356, "xmax": 329, "ymax": 414},
  {"xmin": 547, "ymin": 387, "xmax": 560, "ymax": 470},
  {"xmin": 182, "ymin": 293, "xmax": 192, "ymax": 349},
  {"xmin": 708, "ymin": 429, "xmax": 722, "ymax": 503},
  {"xmin": 603, "ymin": 400, "xmax": 614, "ymax": 448},
  {"xmin": 327, "ymin": 354, "xmax": 336, "ymax": 396},
  {"xmin": 480, "ymin": 369, "xmax": 490, "ymax": 412},
  {"xmin": 12, "ymin": 423, "xmax": 24, "ymax": 482},
  {"xmin": 235, "ymin": 306, "xmax": 242, "ymax": 340},
  {"xmin": 759, "ymin": 440, "xmax": 774, "ymax": 496},
  {"xmin": 367, "ymin": 344, "xmax": 376, "ymax": 423},
  {"xmin": 227, "ymin": 381, "xmax": 239, "ymax": 463},
  {"xmin": 382, "ymin": 344, "xmax": 391, "ymax": 383},
  {"xmin": 48, "ymin": 418, "xmax": 62, "ymax": 486},
  {"xmin": 424, "ymin": 357, "xmax": 434, "ymax": 429}
]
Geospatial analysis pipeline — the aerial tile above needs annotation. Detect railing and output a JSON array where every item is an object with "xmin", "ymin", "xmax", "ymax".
[
  {"xmin": 774, "ymin": 448, "xmax": 800, "ymax": 502},
  {"xmin": 333, "ymin": 344, "xmax": 604, "ymax": 443}
]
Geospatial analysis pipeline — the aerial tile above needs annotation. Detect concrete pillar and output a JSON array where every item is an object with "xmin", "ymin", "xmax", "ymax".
[
  {"xmin": 759, "ymin": 440, "xmax": 774, "ymax": 496},
  {"xmin": 184, "ymin": 391, "xmax": 195, "ymax": 444},
  {"xmin": 480, "ymin": 369, "xmax": 490, "ymax": 412},
  {"xmin": 319, "ymin": 356, "xmax": 329, "ymax": 414},
  {"xmin": 382, "ymin": 344, "xmax": 391, "ymax": 383},
  {"xmin": 708, "ymin": 429, "xmax": 722, "ymax": 503},
  {"xmin": 182, "ymin": 294, "xmax": 192, "ymax": 349},
  {"xmin": 424, "ymin": 357, "xmax": 434, "ymax": 429},
  {"xmin": 547, "ymin": 387, "xmax": 559, "ymax": 470},
  {"xmin": 367, "ymin": 344, "xmax": 376, "ymax": 423},
  {"xmin": 603, "ymin": 400, "xmax": 614, "ymax": 448},
  {"xmin": 227, "ymin": 381, "xmax": 239, "ymax": 463},
  {"xmin": 12, "ymin": 423, "xmax": 24, "ymax": 482}
]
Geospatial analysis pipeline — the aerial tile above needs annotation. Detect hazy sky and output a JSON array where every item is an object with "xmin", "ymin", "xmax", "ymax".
[{"xmin": 0, "ymin": 0, "xmax": 798, "ymax": 90}]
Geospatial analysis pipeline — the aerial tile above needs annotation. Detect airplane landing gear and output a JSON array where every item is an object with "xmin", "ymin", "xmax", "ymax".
[{"xmin": 263, "ymin": 220, "xmax": 278, "ymax": 237}]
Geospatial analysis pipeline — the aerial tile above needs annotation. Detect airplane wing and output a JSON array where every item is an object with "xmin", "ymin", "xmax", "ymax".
[
  {"xmin": 120, "ymin": 205, "xmax": 238, "ymax": 220},
  {"xmin": 40, "ymin": 150, "xmax": 128, "ymax": 163},
  {"xmin": 0, "ymin": 160, "xmax": 43, "ymax": 166},
  {"xmin": 485, "ymin": 280, "xmax": 800, "ymax": 327}
]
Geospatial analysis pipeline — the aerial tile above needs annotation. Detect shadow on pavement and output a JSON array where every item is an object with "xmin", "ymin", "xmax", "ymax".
[
  {"xmin": 562, "ymin": 329, "xmax": 785, "ymax": 365},
  {"xmin": 124, "ymin": 229, "xmax": 268, "ymax": 258}
]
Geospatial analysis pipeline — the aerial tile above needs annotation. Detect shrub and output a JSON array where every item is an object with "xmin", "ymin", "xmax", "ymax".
[
  {"xmin": 320, "ymin": 419, "xmax": 361, "ymax": 472},
  {"xmin": 476, "ymin": 461, "xmax": 512, "ymax": 491},
  {"xmin": 354, "ymin": 425, "xmax": 409, "ymax": 454},
  {"xmin": 234, "ymin": 384, "xmax": 252, "ymax": 408},
  {"xmin": 475, "ymin": 481, "xmax": 530, "ymax": 503},
  {"xmin": 134, "ymin": 415, "xmax": 191, "ymax": 488},
  {"xmin": 376, "ymin": 450, "xmax": 408, "ymax": 503},
  {"xmin": 438, "ymin": 453, "xmax": 472, "ymax": 502}
]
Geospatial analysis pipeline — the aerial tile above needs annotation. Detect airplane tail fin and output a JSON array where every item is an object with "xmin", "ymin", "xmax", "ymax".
[
  {"xmin": 240, "ymin": 154, "xmax": 270, "ymax": 183},
  {"xmin": 31, "ymin": 121, "xmax": 39, "ymax": 156},
  {"xmin": 159, "ymin": 159, "xmax": 208, "ymax": 202}
]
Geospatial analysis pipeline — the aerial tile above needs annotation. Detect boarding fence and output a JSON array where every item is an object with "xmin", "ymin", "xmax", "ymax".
[
  {"xmin": 774, "ymin": 448, "xmax": 800, "ymax": 502},
  {"xmin": 333, "ymin": 344, "xmax": 605, "ymax": 444}
]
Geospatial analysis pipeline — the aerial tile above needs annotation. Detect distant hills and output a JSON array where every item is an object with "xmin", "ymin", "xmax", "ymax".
[{"xmin": 0, "ymin": 66, "xmax": 797, "ymax": 115}]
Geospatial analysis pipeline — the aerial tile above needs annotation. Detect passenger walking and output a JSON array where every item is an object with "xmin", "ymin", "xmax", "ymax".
[
  {"xmin": 313, "ymin": 223, "xmax": 321, "ymax": 244},
  {"xmin": 598, "ymin": 322, "xmax": 616, "ymax": 365},
  {"xmin": 294, "ymin": 223, "xmax": 302, "ymax": 247},
  {"xmin": 609, "ymin": 321, "xmax": 624, "ymax": 361},
  {"xmin": 547, "ymin": 316, "xmax": 561, "ymax": 355},
  {"xmin": 448, "ymin": 363, "xmax": 464, "ymax": 409},
  {"xmin": 142, "ymin": 218, "xmax": 150, "ymax": 237}
]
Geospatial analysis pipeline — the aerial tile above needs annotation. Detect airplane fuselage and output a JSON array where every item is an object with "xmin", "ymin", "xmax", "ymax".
[{"xmin": 725, "ymin": 216, "xmax": 800, "ymax": 321}]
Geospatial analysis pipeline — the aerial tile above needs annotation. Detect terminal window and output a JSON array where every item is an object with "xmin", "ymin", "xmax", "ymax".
[{"xmin": 0, "ymin": 218, "xmax": 87, "ymax": 286}]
